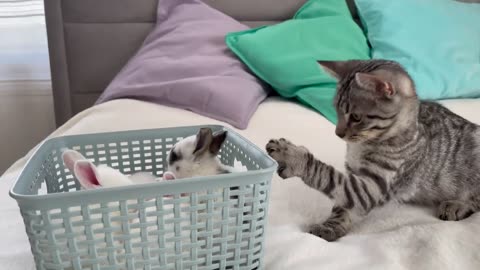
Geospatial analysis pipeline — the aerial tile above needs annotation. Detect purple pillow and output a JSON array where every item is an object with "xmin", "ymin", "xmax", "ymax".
[{"xmin": 96, "ymin": 0, "xmax": 269, "ymax": 129}]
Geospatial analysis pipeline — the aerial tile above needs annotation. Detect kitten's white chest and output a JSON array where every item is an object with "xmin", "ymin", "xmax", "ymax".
[{"xmin": 346, "ymin": 143, "xmax": 363, "ymax": 170}]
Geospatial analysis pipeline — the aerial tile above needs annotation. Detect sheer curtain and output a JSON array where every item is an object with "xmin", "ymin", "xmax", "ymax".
[{"xmin": 0, "ymin": 0, "xmax": 50, "ymax": 85}]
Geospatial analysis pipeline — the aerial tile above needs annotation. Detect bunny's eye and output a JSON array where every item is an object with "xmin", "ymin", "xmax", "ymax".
[
  {"xmin": 168, "ymin": 148, "xmax": 182, "ymax": 165},
  {"xmin": 176, "ymin": 166, "xmax": 180, "ymax": 171}
]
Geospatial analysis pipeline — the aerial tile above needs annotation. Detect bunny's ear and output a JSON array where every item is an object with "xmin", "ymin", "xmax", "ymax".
[
  {"xmin": 62, "ymin": 149, "xmax": 87, "ymax": 173},
  {"xmin": 192, "ymin": 128, "xmax": 227, "ymax": 156},
  {"xmin": 210, "ymin": 131, "xmax": 227, "ymax": 156},
  {"xmin": 193, "ymin": 128, "xmax": 213, "ymax": 156},
  {"xmin": 74, "ymin": 160, "xmax": 101, "ymax": 189}
]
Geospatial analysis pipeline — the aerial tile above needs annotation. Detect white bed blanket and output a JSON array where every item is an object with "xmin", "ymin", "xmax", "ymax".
[{"xmin": 2, "ymin": 97, "xmax": 480, "ymax": 270}]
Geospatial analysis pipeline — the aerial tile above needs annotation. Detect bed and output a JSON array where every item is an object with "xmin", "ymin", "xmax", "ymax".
[{"xmin": 2, "ymin": 0, "xmax": 480, "ymax": 269}]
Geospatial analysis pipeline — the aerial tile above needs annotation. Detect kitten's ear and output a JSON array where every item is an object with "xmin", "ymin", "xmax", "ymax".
[
  {"xmin": 317, "ymin": 60, "xmax": 350, "ymax": 80},
  {"xmin": 210, "ymin": 131, "xmax": 227, "ymax": 155},
  {"xmin": 193, "ymin": 128, "xmax": 214, "ymax": 156},
  {"xmin": 355, "ymin": 72, "xmax": 395, "ymax": 97}
]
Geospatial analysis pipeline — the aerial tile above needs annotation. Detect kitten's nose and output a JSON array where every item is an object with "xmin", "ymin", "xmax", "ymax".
[{"xmin": 335, "ymin": 129, "xmax": 346, "ymax": 138}]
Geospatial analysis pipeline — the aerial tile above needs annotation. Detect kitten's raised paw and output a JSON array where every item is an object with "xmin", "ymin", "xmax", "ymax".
[
  {"xmin": 265, "ymin": 138, "xmax": 306, "ymax": 179},
  {"xmin": 437, "ymin": 200, "xmax": 474, "ymax": 221}
]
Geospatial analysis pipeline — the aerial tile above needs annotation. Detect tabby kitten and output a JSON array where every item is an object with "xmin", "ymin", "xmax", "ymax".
[{"xmin": 266, "ymin": 59, "xmax": 480, "ymax": 241}]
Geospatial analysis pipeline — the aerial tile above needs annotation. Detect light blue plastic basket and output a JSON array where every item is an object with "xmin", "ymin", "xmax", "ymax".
[{"xmin": 10, "ymin": 125, "xmax": 277, "ymax": 270}]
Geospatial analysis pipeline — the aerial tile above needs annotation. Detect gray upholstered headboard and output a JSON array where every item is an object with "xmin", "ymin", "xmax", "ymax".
[{"xmin": 44, "ymin": 0, "xmax": 359, "ymax": 127}]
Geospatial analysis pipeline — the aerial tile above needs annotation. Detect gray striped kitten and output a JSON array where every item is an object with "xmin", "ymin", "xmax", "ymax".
[{"xmin": 266, "ymin": 59, "xmax": 480, "ymax": 241}]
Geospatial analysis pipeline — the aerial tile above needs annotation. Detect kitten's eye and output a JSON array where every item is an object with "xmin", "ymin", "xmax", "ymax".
[{"xmin": 351, "ymin": 113, "xmax": 362, "ymax": 122}]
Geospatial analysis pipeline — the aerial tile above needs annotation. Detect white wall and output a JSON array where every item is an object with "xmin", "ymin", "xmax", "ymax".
[{"xmin": 0, "ymin": 81, "xmax": 55, "ymax": 174}]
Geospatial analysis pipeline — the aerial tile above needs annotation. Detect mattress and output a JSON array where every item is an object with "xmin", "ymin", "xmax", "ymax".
[{"xmin": 2, "ymin": 97, "xmax": 480, "ymax": 269}]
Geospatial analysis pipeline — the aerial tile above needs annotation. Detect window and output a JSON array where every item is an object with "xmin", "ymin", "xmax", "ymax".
[{"xmin": 0, "ymin": 0, "xmax": 50, "ymax": 83}]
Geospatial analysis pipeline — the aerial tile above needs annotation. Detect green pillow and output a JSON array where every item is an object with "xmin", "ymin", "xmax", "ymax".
[{"xmin": 226, "ymin": 0, "xmax": 370, "ymax": 124}]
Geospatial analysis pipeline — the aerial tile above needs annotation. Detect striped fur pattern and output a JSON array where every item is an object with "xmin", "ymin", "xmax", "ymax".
[{"xmin": 266, "ymin": 59, "xmax": 480, "ymax": 241}]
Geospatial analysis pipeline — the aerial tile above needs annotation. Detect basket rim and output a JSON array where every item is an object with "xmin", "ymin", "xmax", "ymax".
[{"xmin": 9, "ymin": 124, "xmax": 278, "ymax": 202}]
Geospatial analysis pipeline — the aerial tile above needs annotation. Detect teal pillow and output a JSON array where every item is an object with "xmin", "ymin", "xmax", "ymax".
[
  {"xmin": 356, "ymin": 0, "xmax": 480, "ymax": 100},
  {"xmin": 225, "ymin": 0, "xmax": 370, "ymax": 124}
]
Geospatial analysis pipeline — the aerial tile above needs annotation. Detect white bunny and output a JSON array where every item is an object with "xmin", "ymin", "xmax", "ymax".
[
  {"xmin": 166, "ymin": 127, "xmax": 235, "ymax": 178},
  {"xmin": 57, "ymin": 150, "xmax": 181, "ymax": 268},
  {"xmin": 52, "ymin": 128, "xmax": 248, "ymax": 269},
  {"xmin": 61, "ymin": 127, "xmax": 243, "ymax": 193},
  {"xmin": 62, "ymin": 149, "xmax": 176, "ymax": 189}
]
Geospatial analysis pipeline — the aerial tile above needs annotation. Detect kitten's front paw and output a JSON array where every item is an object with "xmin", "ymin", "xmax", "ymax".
[
  {"xmin": 266, "ymin": 138, "xmax": 306, "ymax": 179},
  {"xmin": 308, "ymin": 224, "xmax": 345, "ymax": 242},
  {"xmin": 437, "ymin": 200, "xmax": 474, "ymax": 221}
]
